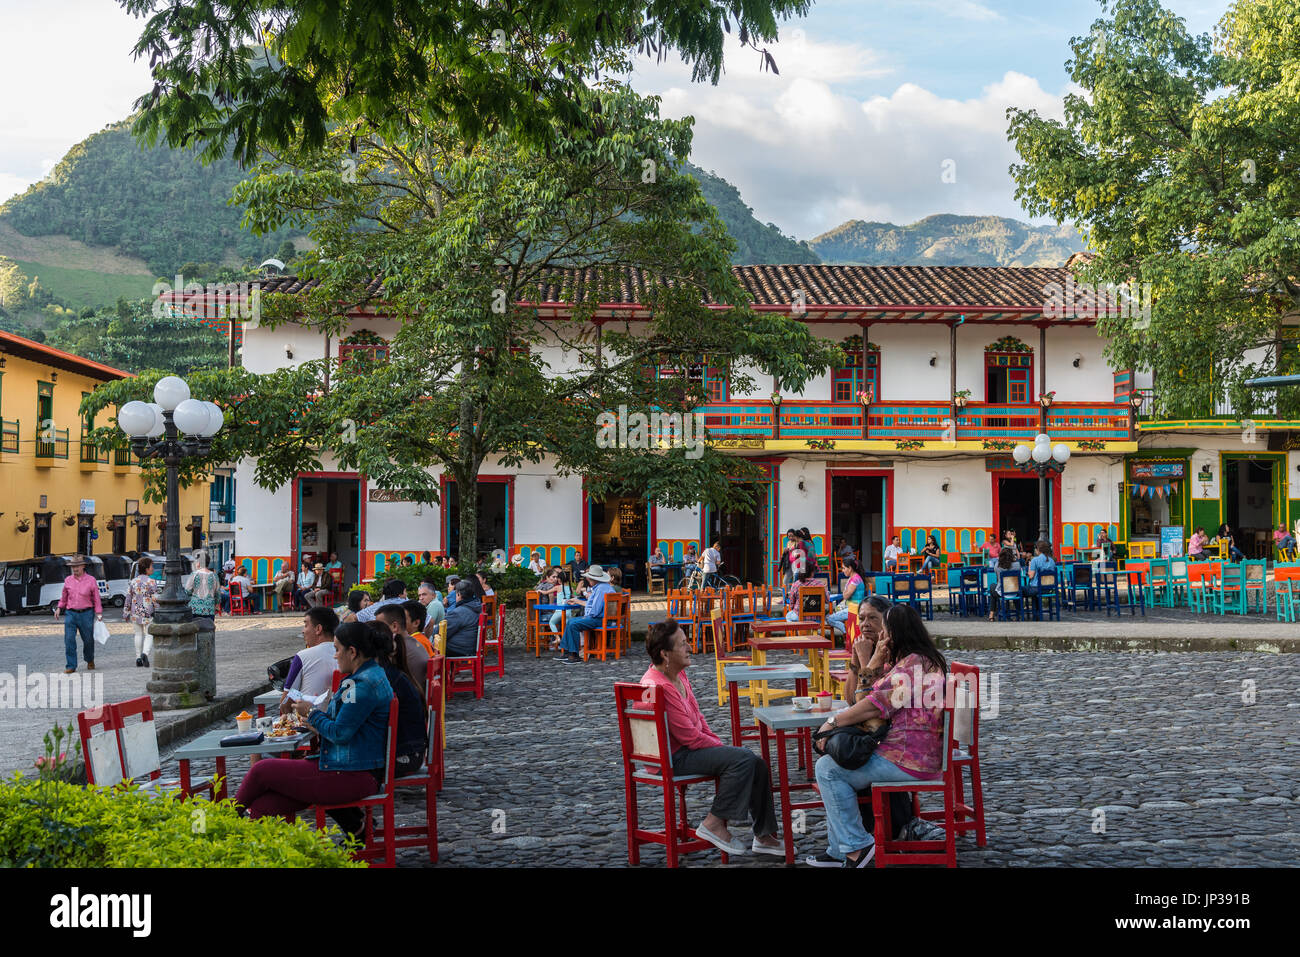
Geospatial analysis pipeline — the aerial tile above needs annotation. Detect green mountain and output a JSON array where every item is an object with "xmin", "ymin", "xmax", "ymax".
[
  {"xmin": 809, "ymin": 213, "xmax": 1084, "ymax": 267},
  {"xmin": 683, "ymin": 164, "xmax": 821, "ymax": 265},
  {"xmin": 0, "ymin": 119, "xmax": 302, "ymax": 281}
]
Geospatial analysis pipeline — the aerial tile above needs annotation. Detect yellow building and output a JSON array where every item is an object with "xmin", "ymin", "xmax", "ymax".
[{"xmin": 0, "ymin": 331, "xmax": 210, "ymax": 562}]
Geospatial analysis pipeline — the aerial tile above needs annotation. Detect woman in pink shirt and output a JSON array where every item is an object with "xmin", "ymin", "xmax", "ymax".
[{"xmin": 640, "ymin": 619, "xmax": 783, "ymax": 857}]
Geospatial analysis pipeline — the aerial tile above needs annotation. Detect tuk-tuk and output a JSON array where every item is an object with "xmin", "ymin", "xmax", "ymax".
[
  {"xmin": 0, "ymin": 555, "xmax": 107, "ymax": 616},
  {"xmin": 129, "ymin": 552, "xmax": 195, "ymax": 592},
  {"xmin": 99, "ymin": 553, "xmax": 134, "ymax": 608}
]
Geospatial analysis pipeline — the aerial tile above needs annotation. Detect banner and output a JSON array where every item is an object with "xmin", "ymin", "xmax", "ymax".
[{"xmin": 1130, "ymin": 460, "xmax": 1184, "ymax": 482}]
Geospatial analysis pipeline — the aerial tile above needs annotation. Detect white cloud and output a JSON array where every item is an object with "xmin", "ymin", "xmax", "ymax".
[{"xmin": 630, "ymin": 26, "xmax": 1071, "ymax": 240}]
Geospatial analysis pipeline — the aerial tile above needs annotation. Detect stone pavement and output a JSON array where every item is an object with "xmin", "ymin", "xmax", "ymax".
[
  {"xmin": 167, "ymin": 642, "xmax": 1300, "ymax": 867},
  {"xmin": 0, "ymin": 612, "xmax": 304, "ymax": 776}
]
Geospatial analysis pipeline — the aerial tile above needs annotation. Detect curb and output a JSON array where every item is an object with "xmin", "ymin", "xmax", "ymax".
[
  {"xmin": 155, "ymin": 681, "xmax": 274, "ymax": 750},
  {"xmin": 932, "ymin": 634, "xmax": 1300, "ymax": 654}
]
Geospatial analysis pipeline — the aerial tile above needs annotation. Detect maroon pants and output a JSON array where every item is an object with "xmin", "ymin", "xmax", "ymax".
[{"xmin": 234, "ymin": 757, "xmax": 377, "ymax": 820}]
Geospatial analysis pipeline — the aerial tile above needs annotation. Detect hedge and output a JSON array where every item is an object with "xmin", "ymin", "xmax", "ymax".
[
  {"xmin": 0, "ymin": 776, "xmax": 363, "ymax": 867},
  {"xmin": 353, "ymin": 562, "xmax": 539, "ymax": 608}
]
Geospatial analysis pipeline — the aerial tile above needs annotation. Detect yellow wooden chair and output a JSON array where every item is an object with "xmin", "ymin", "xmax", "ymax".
[{"xmin": 711, "ymin": 607, "xmax": 754, "ymax": 707}]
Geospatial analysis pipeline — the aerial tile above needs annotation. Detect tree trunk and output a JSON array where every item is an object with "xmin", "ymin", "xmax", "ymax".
[{"xmin": 455, "ymin": 396, "xmax": 482, "ymax": 566}]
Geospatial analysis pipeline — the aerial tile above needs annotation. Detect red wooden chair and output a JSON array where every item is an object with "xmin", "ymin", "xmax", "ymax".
[
  {"xmin": 483, "ymin": 600, "xmax": 506, "ymax": 679},
  {"xmin": 614, "ymin": 682, "xmax": 727, "ymax": 868},
  {"xmin": 228, "ymin": 580, "xmax": 251, "ymax": 616},
  {"xmin": 77, "ymin": 704, "xmax": 122, "ymax": 787},
  {"xmin": 444, "ymin": 609, "xmax": 486, "ymax": 699},
  {"xmin": 583, "ymin": 592, "xmax": 629, "ymax": 663},
  {"xmin": 386, "ymin": 656, "xmax": 442, "ymax": 862},
  {"xmin": 112, "ymin": 696, "xmax": 214, "ymax": 798},
  {"xmin": 868, "ymin": 666, "xmax": 981, "ymax": 867},
  {"xmin": 945, "ymin": 661, "xmax": 987, "ymax": 846},
  {"xmin": 314, "ymin": 696, "xmax": 399, "ymax": 867}
]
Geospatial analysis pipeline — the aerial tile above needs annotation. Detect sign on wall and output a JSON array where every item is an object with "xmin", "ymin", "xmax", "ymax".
[
  {"xmin": 1130, "ymin": 461, "xmax": 1184, "ymax": 481},
  {"xmin": 79, "ymin": 499, "xmax": 95, "ymax": 514},
  {"xmin": 1160, "ymin": 525, "xmax": 1185, "ymax": 557},
  {"xmin": 368, "ymin": 489, "xmax": 420, "ymax": 503}
]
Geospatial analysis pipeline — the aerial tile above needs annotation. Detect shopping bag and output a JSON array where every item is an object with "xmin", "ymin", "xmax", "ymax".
[{"xmin": 93, "ymin": 619, "xmax": 111, "ymax": 646}]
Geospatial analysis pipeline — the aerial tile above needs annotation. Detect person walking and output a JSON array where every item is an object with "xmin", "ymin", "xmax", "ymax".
[
  {"xmin": 187, "ymin": 553, "xmax": 220, "ymax": 622},
  {"xmin": 125, "ymin": 555, "xmax": 162, "ymax": 667},
  {"xmin": 55, "ymin": 556, "xmax": 103, "ymax": 674}
]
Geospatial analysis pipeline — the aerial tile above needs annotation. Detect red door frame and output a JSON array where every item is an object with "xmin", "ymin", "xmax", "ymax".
[
  {"xmin": 439, "ymin": 474, "xmax": 516, "ymax": 558},
  {"xmin": 825, "ymin": 468, "xmax": 894, "ymax": 563},
  {"xmin": 291, "ymin": 471, "xmax": 367, "ymax": 573},
  {"xmin": 991, "ymin": 469, "xmax": 1062, "ymax": 546}
]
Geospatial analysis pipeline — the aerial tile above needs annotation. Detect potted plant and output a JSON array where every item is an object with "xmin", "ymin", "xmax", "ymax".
[{"xmin": 953, "ymin": 389, "xmax": 972, "ymax": 409}]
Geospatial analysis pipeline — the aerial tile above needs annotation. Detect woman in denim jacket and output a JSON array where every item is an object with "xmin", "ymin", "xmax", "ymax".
[{"xmin": 235, "ymin": 621, "xmax": 394, "ymax": 823}]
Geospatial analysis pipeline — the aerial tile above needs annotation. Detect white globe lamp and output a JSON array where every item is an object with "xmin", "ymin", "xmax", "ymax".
[{"xmin": 153, "ymin": 375, "xmax": 191, "ymax": 411}]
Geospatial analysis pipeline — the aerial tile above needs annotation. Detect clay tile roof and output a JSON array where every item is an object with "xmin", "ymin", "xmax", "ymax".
[{"xmin": 250, "ymin": 264, "xmax": 1070, "ymax": 313}]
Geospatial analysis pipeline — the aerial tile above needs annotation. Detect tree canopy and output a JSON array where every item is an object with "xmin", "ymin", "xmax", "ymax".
[
  {"xmin": 1007, "ymin": 0, "xmax": 1300, "ymax": 418},
  {"xmin": 120, "ymin": 0, "xmax": 810, "ymax": 165}
]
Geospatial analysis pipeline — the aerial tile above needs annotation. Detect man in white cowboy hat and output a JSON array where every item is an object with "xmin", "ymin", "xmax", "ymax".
[
  {"xmin": 55, "ymin": 555, "xmax": 103, "ymax": 673},
  {"xmin": 556, "ymin": 564, "xmax": 617, "ymax": 663}
]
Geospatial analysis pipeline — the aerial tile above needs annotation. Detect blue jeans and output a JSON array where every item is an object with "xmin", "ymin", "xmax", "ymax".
[
  {"xmin": 826, "ymin": 608, "xmax": 850, "ymax": 636},
  {"xmin": 815, "ymin": 751, "xmax": 925, "ymax": 859},
  {"xmin": 1229, "ymin": 546, "xmax": 1245, "ymax": 562},
  {"xmin": 922, "ymin": 556, "xmax": 939, "ymax": 570},
  {"xmin": 561, "ymin": 615, "xmax": 601, "ymax": 654},
  {"xmin": 548, "ymin": 609, "xmax": 566, "ymax": 635},
  {"xmin": 63, "ymin": 608, "xmax": 95, "ymax": 670}
]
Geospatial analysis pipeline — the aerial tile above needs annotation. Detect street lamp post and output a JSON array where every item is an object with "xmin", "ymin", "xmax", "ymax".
[
  {"xmin": 118, "ymin": 376, "xmax": 223, "ymax": 708},
  {"xmin": 1012, "ymin": 433, "xmax": 1070, "ymax": 544}
]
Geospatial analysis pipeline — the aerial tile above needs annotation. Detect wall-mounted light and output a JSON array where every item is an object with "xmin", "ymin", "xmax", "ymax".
[
  {"xmin": 797, "ymin": 479, "xmax": 806, "ymax": 493},
  {"xmin": 941, "ymin": 476, "xmax": 951, "ymax": 493},
  {"xmin": 1087, "ymin": 480, "xmax": 1097, "ymax": 493},
  {"xmin": 285, "ymin": 344, "xmax": 294, "ymax": 360},
  {"xmin": 929, "ymin": 352, "xmax": 938, "ymax": 367},
  {"xmin": 544, "ymin": 479, "xmax": 552, "ymax": 490},
  {"xmin": 1072, "ymin": 353, "xmax": 1083, "ymax": 368},
  {"xmin": 50, "ymin": 371, "xmax": 58, "ymax": 383}
]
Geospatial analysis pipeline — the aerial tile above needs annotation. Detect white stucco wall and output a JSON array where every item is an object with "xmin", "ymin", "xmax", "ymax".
[{"xmin": 778, "ymin": 459, "xmax": 827, "ymax": 537}]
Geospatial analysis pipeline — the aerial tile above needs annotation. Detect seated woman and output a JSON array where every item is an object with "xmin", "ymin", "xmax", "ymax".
[
  {"xmin": 641, "ymin": 619, "xmax": 783, "ymax": 856},
  {"xmin": 340, "ymin": 588, "xmax": 372, "ymax": 624},
  {"xmin": 1217, "ymin": 523, "xmax": 1245, "ymax": 563},
  {"xmin": 920, "ymin": 535, "xmax": 942, "ymax": 571},
  {"xmin": 842, "ymin": 595, "xmax": 891, "ymax": 703},
  {"xmin": 233, "ymin": 621, "xmax": 394, "ymax": 830},
  {"xmin": 807, "ymin": 603, "xmax": 947, "ymax": 867},
  {"xmin": 1095, "ymin": 528, "xmax": 1114, "ymax": 562},
  {"xmin": 1188, "ymin": 527, "xmax": 1209, "ymax": 562},
  {"xmin": 825, "ymin": 558, "xmax": 866, "ymax": 637},
  {"xmin": 784, "ymin": 570, "xmax": 814, "ymax": 622},
  {"xmin": 536, "ymin": 567, "xmax": 569, "ymax": 650},
  {"xmin": 364, "ymin": 621, "xmax": 428, "ymax": 777},
  {"xmin": 987, "ymin": 547, "xmax": 1021, "ymax": 621},
  {"xmin": 1025, "ymin": 540, "xmax": 1057, "ymax": 595}
]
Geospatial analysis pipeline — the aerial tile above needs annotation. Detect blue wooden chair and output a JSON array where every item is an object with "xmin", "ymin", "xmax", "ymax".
[
  {"xmin": 911, "ymin": 574, "xmax": 935, "ymax": 620},
  {"xmin": 1032, "ymin": 570, "xmax": 1061, "ymax": 621},
  {"xmin": 1068, "ymin": 563, "xmax": 1095, "ymax": 612},
  {"xmin": 957, "ymin": 567, "xmax": 984, "ymax": 617},
  {"xmin": 1095, "ymin": 569, "xmax": 1121, "ymax": 616},
  {"xmin": 996, "ymin": 571, "xmax": 1026, "ymax": 621}
]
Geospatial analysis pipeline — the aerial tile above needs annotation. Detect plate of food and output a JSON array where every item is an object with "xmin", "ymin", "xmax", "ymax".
[{"xmin": 266, "ymin": 713, "xmax": 313, "ymax": 738}]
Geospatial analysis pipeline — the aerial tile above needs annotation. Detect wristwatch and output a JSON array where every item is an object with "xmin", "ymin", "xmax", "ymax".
[{"xmin": 827, "ymin": 713, "xmax": 837, "ymax": 728}]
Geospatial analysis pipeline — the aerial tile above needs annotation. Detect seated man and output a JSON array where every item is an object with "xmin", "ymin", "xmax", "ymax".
[
  {"xmin": 640, "ymin": 619, "xmax": 783, "ymax": 856},
  {"xmin": 557, "ymin": 565, "xmax": 615, "ymax": 663},
  {"xmin": 279, "ymin": 607, "xmax": 341, "ymax": 712},
  {"xmin": 356, "ymin": 578, "xmax": 407, "ymax": 623},
  {"xmin": 443, "ymin": 580, "xmax": 483, "ymax": 658},
  {"xmin": 882, "ymin": 536, "xmax": 903, "ymax": 573},
  {"xmin": 375, "ymin": 604, "xmax": 431, "ymax": 704},
  {"xmin": 417, "ymin": 582, "xmax": 445, "ymax": 631},
  {"xmin": 272, "ymin": 565, "xmax": 296, "ymax": 609}
]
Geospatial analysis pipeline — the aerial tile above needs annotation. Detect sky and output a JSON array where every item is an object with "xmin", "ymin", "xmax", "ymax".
[{"xmin": 0, "ymin": 0, "xmax": 1233, "ymax": 240}]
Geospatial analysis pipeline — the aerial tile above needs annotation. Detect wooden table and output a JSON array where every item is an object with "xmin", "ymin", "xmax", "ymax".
[
  {"xmin": 253, "ymin": 689, "xmax": 283, "ymax": 718},
  {"xmin": 533, "ymin": 603, "xmax": 575, "ymax": 647},
  {"xmin": 899, "ymin": 555, "xmax": 925, "ymax": 574},
  {"xmin": 723, "ymin": 663, "xmax": 812, "ymax": 746},
  {"xmin": 754, "ymin": 699, "xmax": 850, "ymax": 865},
  {"xmin": 172, "ymin": 727, "xmax": 315, "ymax": 800},
  {"xmin": 748, "ymin": 628, "xmax": 834, "ymax": 691}
]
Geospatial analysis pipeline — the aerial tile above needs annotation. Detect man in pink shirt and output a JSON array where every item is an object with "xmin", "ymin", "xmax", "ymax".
[
  {"xmin": 639, "ymin": 619, "xmax": 782, "ymax": 857},
  {"xmin": 55, "ymin": 555, "xmax": 103, "ymax": 673}
]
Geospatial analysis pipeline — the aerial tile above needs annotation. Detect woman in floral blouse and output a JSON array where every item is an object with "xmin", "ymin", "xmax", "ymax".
[
  {"xmin": 125, "ymin": 556, "xmax": 162, "ymax": 668},
  {"xmin": 186, "ymin": 553, "xmax": 220, "ymax": 621},
  {"xmin": 806, "ymin": 603, "xmax": 948, "ymax": 868}
]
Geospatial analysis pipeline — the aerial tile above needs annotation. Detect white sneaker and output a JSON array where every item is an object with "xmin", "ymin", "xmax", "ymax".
[{"xmin": 752, "ymin": 837, "xmax": 785, "ymax": 856}]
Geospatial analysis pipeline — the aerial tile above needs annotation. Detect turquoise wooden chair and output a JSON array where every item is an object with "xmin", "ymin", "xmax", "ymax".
[
  {"xmin": 1168, "ymin": 558, "xmax": 1193, "ymax": 610},
  {"xmin": 1277, "ymin": 579, "xmax": 1297, "ymax": 622},
  {"xmin": 1241, "ymin": 561, "xmax": 1268, "ymax": 614},
  {"xmin": 1210, "ymin": 564, "xmax": 1245, "ymax": 616},
  {"xmin": 1144, "ymin": 558, "xmax": 1171, "ymax": 608}
]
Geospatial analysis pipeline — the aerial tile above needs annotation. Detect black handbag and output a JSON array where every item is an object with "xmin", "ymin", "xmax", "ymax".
[
  {"xmin": 812, "ymin": 720, "xmax": 891, "ymax": 770},
  {"xmin": 219, "ymin": 731, "xmax": 265, "ymax": 747},
  {"xmin": 267, "ymin": 656, "xmax": 295, "ymax": 688}
]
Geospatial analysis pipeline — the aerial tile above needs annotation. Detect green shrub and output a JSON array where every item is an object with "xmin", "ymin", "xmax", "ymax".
[
  {"xmin": 0, "ymin": 776, "xmax": 364, "ymax": 867},
  {"xmin": 361, "ymin": 562, "xmax": 539, "ymax": 608}
]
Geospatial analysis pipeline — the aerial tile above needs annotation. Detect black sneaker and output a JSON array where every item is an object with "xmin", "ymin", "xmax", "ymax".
[
  {"xmin": 843, "ymin": 843, "xmax": 876, "ymax": 868},
  {"xmin": 554, "ymin": 653, "xmax": 571, "ymax": 661},
  {"xmin": 141, "ymin": 653, "xmax": 149, "ymax": 667},
  {"xmin": 804, "ymin": 851, "xmax": 843, "ymax": 868},
  {"xmin": 135, "ymin": 656, "xmax": 144, "ymax": 668}
]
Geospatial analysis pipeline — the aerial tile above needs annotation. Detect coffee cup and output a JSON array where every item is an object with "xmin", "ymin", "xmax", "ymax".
[
  {"xmin": 236, "ymin": 710, "xmax": 253, "ymax": 733},
  {"xmin": 791, "ymin": 696, "xmax": 812, "ymax": 711}
]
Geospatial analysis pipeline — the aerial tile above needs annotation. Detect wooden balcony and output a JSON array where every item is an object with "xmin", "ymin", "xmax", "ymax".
[{"xmin": 700, "ymin": 399, "xmax": 1132, "ymax": 447}]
